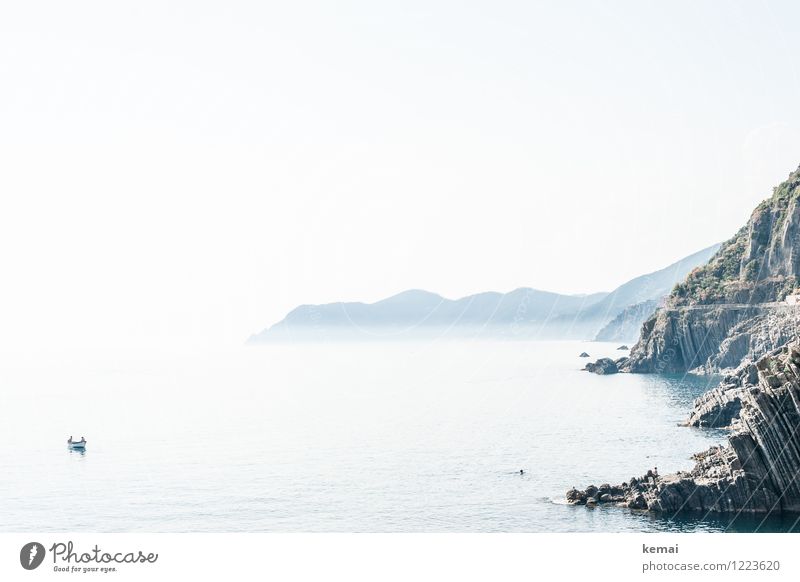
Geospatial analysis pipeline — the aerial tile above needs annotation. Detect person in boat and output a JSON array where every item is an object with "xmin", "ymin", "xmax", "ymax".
[
  {"xmin": 68, "ymin": 436, "xmax": 73, "ymax": 444},
  {"xmin": 80, "ymin": 436, "xmax": 86, "ymax": 443},
  {"xmin": 519, "ymin": 469, "xmax": 524, "ymax": 475}
]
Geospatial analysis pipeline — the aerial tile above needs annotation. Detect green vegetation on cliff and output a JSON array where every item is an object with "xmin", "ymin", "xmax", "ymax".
[
  {"xmin": 671, "ymin": 167, "xmax": 800, "ymax": 305},
  {"xmin": 627, "ymin": 163, "xmax": 800, "ymax": 374},
  {"xmin": 672, "ymin": 229, "xmax": 748, "ymax": 303}
]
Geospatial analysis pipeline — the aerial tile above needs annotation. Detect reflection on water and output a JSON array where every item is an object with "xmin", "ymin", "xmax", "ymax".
[
  {"xmin": 565, "ymin": 503, "xmax": 800, "ymax": 533},
  {"xmin": 637, "ymin": 509, "xmax": 800, "ymax": 533}
]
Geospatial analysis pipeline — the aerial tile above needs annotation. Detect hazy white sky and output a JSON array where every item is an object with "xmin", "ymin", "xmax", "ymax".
[{"xmin": 3, "ymin": 1, "xmax": 800, "ymax": 348}]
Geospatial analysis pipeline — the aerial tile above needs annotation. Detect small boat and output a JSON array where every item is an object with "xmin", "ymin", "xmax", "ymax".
[{"xmin": 67, "ymin": 438, "xmax": 87, "ymax": 450}]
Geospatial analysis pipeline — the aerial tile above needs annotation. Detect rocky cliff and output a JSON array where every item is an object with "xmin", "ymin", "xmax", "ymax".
[
  {"xmin": 683, "ymin": 377, "xmax": 746, "ymax": 429},
  {"xmin": 568, "ymin": 341, "xmax": 800, "ymax": 514},
  {"xmin": 626, "ymin": 165, "xmax": 800, "ymax": 374},
  {"xmin": 625, "ymin": 305, "xmax": 800, "ymax": 374}
]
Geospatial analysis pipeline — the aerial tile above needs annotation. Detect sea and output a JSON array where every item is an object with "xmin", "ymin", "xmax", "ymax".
[{"xmin": 1, "ymin": 339, "xmax": 798, "ymax": 532}]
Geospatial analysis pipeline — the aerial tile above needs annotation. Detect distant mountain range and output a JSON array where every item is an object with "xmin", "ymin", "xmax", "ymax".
[{"xmin": 248, "ymin": 243, "xmax": 721, "ymax": 343}]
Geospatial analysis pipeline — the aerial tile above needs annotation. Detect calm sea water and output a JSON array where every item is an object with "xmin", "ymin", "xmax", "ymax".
[{"xmin": 1, "ymin": 340, "xmax": 797, "ymax": 532}]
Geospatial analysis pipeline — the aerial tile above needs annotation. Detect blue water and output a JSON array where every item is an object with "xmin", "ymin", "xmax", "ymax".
[{"xmin": 0, "ymin": 340, "xmax": 796, "ymax": 532}]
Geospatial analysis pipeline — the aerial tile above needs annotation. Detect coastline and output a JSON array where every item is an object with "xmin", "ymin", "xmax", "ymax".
[{"xmin": 569, "ymin": 342, "xmax": 800, "ymax": 519}]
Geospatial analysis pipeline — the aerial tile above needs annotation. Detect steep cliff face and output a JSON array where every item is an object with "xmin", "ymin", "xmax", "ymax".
[
  {"xmin": 625, "ymin": 306, "xmax": 800, "ymax": 374},
  {"xmin": 626, "ymin": 165, "xmax": 800, "ymax": 373},
  {"xmin": 568, "ymin": 341, "xmax": 800, "ymax": 513},
  {"xmin": 626, "ymin": 307, "xmax": 756, "ymax": 373}
]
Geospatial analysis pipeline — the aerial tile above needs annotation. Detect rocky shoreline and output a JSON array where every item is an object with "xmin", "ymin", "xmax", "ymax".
[
  {"xmin": 568, "ymin": 341, "xmax": 800, "ymax": 514},
  {"xmin": 682, "ymin": 362, "xmax": 755, "ymax": 428},
  {"xmin": 583, "ymin": 357, "xmax": 626, "ymax": 375}
]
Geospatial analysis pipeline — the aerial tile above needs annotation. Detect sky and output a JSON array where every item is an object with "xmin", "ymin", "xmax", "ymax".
[{"xmin": 3, "ymin": 1, "xmax": 800, "ymax": 348}]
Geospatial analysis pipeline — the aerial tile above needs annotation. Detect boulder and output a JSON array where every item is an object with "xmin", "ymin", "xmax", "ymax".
[
  {"xmin": 583, "ymin": 358, "xmax": 618, "ymax": 375},
  {"xmin": 566, "ymin": 488, "xmax": 585, "ymax": 504}
]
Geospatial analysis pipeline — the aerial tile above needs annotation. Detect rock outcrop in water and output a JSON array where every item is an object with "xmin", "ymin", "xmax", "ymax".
[
  {"xmin": 569, "ymin": 341, "xmax": 800, "ymax": 513},
  {"xmin": 625, "ymin": 165, "xmax": 800, "ymax": 374},
  {"xmin": 583, "ymin": 357, "xmax": 628, "ymax": 375},
  {"xmin": 683, "ymin": 362, "xmax": 758, "ymax": 428},
  {"xmin": 683, "ymin": 381, "xmax": 744, "ymax": 429}
]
